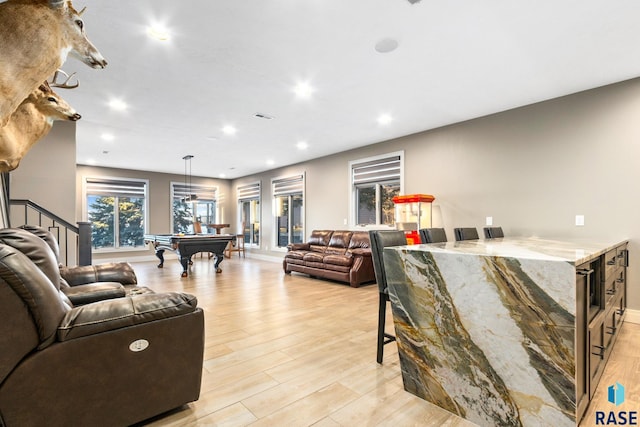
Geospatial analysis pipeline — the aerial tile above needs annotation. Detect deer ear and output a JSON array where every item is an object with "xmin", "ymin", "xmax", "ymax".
[
  {"xmin": 40, "ymin": 82, "xmax": 52, "ymax": 93},
  {"xmin": 78, "ymin": 6, "xmax": 86, "ymax": 16}
]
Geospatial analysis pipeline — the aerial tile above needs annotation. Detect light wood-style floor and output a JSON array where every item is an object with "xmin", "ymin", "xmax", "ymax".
[{"xmin": 129, "ymin": 255, "xmax": 640, "ymax": 427}]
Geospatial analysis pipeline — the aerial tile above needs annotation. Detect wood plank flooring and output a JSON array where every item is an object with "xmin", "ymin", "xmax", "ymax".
[{"xmin": 130, "ymin": 255, "xmax": 640, "ymax": 427}]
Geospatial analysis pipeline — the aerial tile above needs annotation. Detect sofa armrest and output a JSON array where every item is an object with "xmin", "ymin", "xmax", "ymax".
[
  {"xmin": 57, "ymin": 292, "xmax": 198, "ymax": 341},
  {"xmin": 287, "ymin": 243, "xmax": 310, "ymax": 252},
  {"xmin": 60, "ymin": 262, "xmax": 138, "ymax": 286},
  {"xmin": 62, "ymin": 282, "xmax": 126, "ymax": 306}
]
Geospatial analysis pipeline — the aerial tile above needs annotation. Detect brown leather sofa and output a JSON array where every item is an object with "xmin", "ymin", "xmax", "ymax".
[
  {"xmin": 283, "ymin": 230, "xmax": 375, "ymax": 287},
  {"xmin": 0, "ymin": 228, "xmax": 205, "ymax": 426}
]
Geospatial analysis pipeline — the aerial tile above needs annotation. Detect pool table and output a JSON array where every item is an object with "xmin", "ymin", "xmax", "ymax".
[{"xmin": 144, "ymin": 233, "xmax": 235, "ymax": 277}]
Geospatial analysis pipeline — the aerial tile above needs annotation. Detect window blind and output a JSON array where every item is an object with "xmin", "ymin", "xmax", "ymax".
[
  {"xmin": 237, "ymin": 182, "xmax": 261, "ymax": 200},
  {"xmin": 172, "ymin": 183, "xmax": 217, "ymax": 201},
  {"xmin": 352, "ymin": 155, "xmax": 401, "ymax": 185},
  {"xmin": 85, "ymin": 178, "xmax": 146, "ymax": 198},
  {"xmin": 272, "ymin": 175, "xmax": 304, "ymax": 196}
]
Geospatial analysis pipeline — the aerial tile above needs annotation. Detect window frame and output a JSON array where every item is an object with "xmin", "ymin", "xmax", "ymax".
[
  {"xmin": 237, "ymin": 181, "xmax": 261, "ymax": 247},
  {"xmin": 82, "ymin": 176, "xmax": 149, "ymax": 252},
  {"xmin": 170, "ymin": 181, "xmax": 219, "ymax": 234},
  {"xmin": 271, "ymin": 173, "xmax": 305, "ymax": 251},
  {"xmin": 349, "ymin": 151, "xmax": 404, "ymax": 228}
]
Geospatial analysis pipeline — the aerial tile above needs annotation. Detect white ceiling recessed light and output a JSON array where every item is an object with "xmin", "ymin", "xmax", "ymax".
[
  {"xmin": 375, "ymin": 38, "xmax": 399, "ymax": 53},
  {"xmin": 219, "ymin": 173, "xmax": 226, "ymax": 178},
  {"xmin": 266, "ymin": 159, "xmax": 275, "ymax": 166},
  {"xmin": 296, "ymin": 141, "xmax": 308, "ymax": 150},
  {"xmin": 222, "ymin": 125, "xmax": 237, "ymax": 135},
  {"xmin": 86, "ymin": 159, "xmax": 96, "ymax": 165},
  {"xmin": 146, "ymin": 25, "xmax": 170, "ymax": 41},
  {"xmin": 101, "ymin": 133, "xmax": 115, "ymax": 141},
  {"xmin": 294, "ymin": 81, "xmax": 315, "ymax": 98},
  {"xmin": 108, "ymin": 99, "xmax": 128, "ymax": 111},
  {"xmin": 377, "ymin": 114, "xmax": 393, "ymax": 125}
]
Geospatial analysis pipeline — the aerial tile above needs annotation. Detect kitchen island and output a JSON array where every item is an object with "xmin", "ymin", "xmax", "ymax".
[{"xmin": 383, "ymin": 237, "xmax": 628, "ymax": 426}]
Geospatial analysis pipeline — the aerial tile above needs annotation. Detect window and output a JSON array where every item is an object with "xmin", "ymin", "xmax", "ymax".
[
  {"xmin": 237, "ymin": 182, "xmax": 261, "ymax": 246},
  {"xmin": 171, "ymin": 182, "xmax": 218, "ymax": 233},
  {"xmin": 350, "ymin": 153, "xmax": 403, "ymax": 226},
  {"xmin": 84, "ymin": 177, "xmax": 148, "ymax": 250},
  {"xmin": 272, "ymin": 174, "xmax": 304, "ymax": 248}
]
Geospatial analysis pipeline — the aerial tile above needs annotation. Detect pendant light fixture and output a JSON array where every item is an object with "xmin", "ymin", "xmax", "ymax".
[{"xmin": 182, "ymin": 155, "xmax": 198, "ymax": 202}]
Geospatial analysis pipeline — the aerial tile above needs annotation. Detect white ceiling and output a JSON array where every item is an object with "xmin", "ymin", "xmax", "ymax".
[{"xmin": 41, "ymin": 0, "xmax": 640, "ymax": 178}]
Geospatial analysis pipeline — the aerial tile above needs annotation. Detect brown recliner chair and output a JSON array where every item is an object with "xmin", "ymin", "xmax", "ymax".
[
  {"xmin": 14, "ymin": 225, "xmax": 153, "ymax": 305},
  {"xmin": 0, "ymin": 236, "xmax": 205, "ymax": 426}
]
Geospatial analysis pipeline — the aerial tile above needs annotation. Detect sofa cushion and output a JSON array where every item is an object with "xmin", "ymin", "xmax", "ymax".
[
  {"xmin": 308, "ymin": 230, "xmax": 333, "ymax": 252},
  {"xmin": 348, "ymin": 231, "xmax": 371, "ymax": 250},
  {"xmin": 303, "ymin": 252, "xmax": 324, "ymax": 263},
  {"xmin": 285, "ymin": 250, "xmax": 307, "ymax": 261},
  {"xmin": 323, "ymin": 263, "xmax": 351, "ymax": 273},
  {"xmin": 323, "ymin": 254, "xmax": 353, "ymax": 267},
  {"xmin": 325, "ymin": 231, "xmax": 352, "ymax": 255}
]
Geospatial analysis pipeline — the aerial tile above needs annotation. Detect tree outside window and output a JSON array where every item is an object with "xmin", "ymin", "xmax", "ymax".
[{"xmin": 88, "ymin": 195, "xmax": 145, "ymax": 249}]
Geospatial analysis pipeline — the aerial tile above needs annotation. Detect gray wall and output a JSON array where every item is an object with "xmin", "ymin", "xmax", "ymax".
[
  {"xmin": 234, "ymin": 77, "xmax": 640, "ymax": 309},
  {"xmin": 9, "ymin": 121, "xmax": 76, "ymax": 227}
]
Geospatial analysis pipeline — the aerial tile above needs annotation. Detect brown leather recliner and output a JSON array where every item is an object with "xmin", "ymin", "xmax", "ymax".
[
  {"xmin": 0, "ymin": 235, "xmax": 205, "ymax": 426},
  {"xmin": 13, "ymin": 225, "xmax": 153, "ymax": 305}
]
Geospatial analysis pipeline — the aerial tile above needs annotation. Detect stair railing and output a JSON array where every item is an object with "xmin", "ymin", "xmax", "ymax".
[{"xmin": 8, "ymin": 199, "xmax": 91, "ymax": 266}]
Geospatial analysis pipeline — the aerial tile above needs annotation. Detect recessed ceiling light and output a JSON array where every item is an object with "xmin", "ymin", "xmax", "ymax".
[
  {"xmin": 101, "ymin": 133, "xmax": 115, "ymax": 141},
  {"xmin": 86, "ymin": 159, "xmax": 96, "ymax": 165},
  {"xmin": 294, "ymin": 81, "xmax": 315, "ymax": 98},
  {"xmin": 108, "ymin": 99, "xmax": 128, "ymax": 111},
  {"xmin": 296, "ymin": 141, "xmax": 308, "ymax": 150},
  {"xmin": 266, "ymin": 159, "xmax": 275, "ymax": 166},
  {"xmin": 377, "ymin": 114, "xmax": 393, "ymax": 125},
  {"xmin": 375, "ymin": 38, "xmax": 399, "ymax": 53},
  {"xmin": 146, "ymin": 25, "xmax": 170, "ymax": 41},
  {"xmin": 222, "ymin": 125, "xmax": 237, "ymax": 135},
  {"xmin": 219, "ymin": 173, "xmax": 226, "ymax": 178}
]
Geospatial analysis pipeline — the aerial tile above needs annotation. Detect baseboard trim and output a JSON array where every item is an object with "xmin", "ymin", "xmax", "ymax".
[{"xmin": 624, "ymin": 308, "xmax": 640, "ymax": 325}]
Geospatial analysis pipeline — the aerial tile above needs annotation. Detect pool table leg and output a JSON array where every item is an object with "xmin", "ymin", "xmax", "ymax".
[
  {"xmin": 179, "ymin": 254, "xmax": 190, "ymax": 277},
  {"xmin": 212, "ymin": 251, "xmax": 224, "ymax": 273},
  {"xmin": 155, "ymin": 248, "xmax": 165, "ymax": 268}
]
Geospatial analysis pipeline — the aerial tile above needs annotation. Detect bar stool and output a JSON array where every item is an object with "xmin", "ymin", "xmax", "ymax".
[
  {"xmin": 454, "ymin": 227, "xmax": 479, "ymax": 241},
  {"xmin": 483, "ymin": 226, "xmax": 504, "ymax": 238},
  {"xmin": 224, "ymin": 234, "xmax": 246, "ymax": 258},
  {"xmin": 419, "ymin": 227, "xmax": 448, "ymax": 244}
]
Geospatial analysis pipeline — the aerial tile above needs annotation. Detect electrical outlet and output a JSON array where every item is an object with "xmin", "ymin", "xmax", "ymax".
[
  {"xmin": 575, "ymin": 215, "xmax": 585, "ymax": 226},
  {"xmin": 343, "ymin": 218, "xmax": 348, "ymax": 225},
  {"xmin": 486, "ymin": 216, "xmax": 493, "ymax": 226}
]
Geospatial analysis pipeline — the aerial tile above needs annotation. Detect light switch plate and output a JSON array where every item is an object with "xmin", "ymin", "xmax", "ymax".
[{"xmin": 575, "ymin": 215, "xmax": 585, "ymax": 226}]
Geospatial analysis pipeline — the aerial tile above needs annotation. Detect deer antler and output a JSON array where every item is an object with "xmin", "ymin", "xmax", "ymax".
[{"xmin": 49, "ymin": 70, "xmax": 80, "ymax": 89}]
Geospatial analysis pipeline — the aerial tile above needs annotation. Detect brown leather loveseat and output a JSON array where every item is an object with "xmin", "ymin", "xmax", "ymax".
[
  {"xmin": 0, "ymin": 228, "xmax": 205, "ymax": 426},
  {"xmin": 283, "ymin": 230, "xmax": 375, "ymax": 287}
]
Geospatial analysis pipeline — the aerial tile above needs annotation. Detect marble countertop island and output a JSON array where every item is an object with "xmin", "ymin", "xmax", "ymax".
[{"xmin": 383, "ymin": 237, "xmax": 628, "ymax": 427}]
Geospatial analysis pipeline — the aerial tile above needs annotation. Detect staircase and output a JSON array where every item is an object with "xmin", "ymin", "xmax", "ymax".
[{"xmin": 8, "ymin": 199, "xmax": 92, "ymax": 266}]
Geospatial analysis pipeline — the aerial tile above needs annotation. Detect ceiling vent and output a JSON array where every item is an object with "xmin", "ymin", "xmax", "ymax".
[
  {"xmin": 254, "ymin": 113, "xmax": 274, "ymax": 120},
  {"xmin": 407, "ymin": 0, "xmax": 421, "ymax": 4}
]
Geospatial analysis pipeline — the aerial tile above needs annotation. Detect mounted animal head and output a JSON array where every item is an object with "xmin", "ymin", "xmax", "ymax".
[
  {"xmin": 48, "ymin": 0, "xmax": 107, "ymax": 69},
  {"xmin": 30, "ymin": 81, "xmax": 82, "ymax": 122}
]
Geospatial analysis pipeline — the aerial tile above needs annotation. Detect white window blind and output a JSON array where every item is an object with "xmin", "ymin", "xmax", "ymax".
[
  {"xmin": 237, "ymin": 182, "xmax": 261, "ymax": 200},
  {"xmin": 352, "ymin": 155, "xmax": 401, "ymax": 185},
  {"xmin": 85, "ymin": 178, "xmax": 146, "ymax": 198},
  {"xmin": 172, "ymin": 183, "xmax": 217, "ymax": 201},
  {"xmin": 272, "ymin": 175, "xmax": 304, "ymax": 196}
]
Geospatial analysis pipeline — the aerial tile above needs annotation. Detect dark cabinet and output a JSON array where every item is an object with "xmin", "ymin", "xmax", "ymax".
[{"xmin": 577, "ymin": 242, "xmax": 628, "ymax": 423}]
